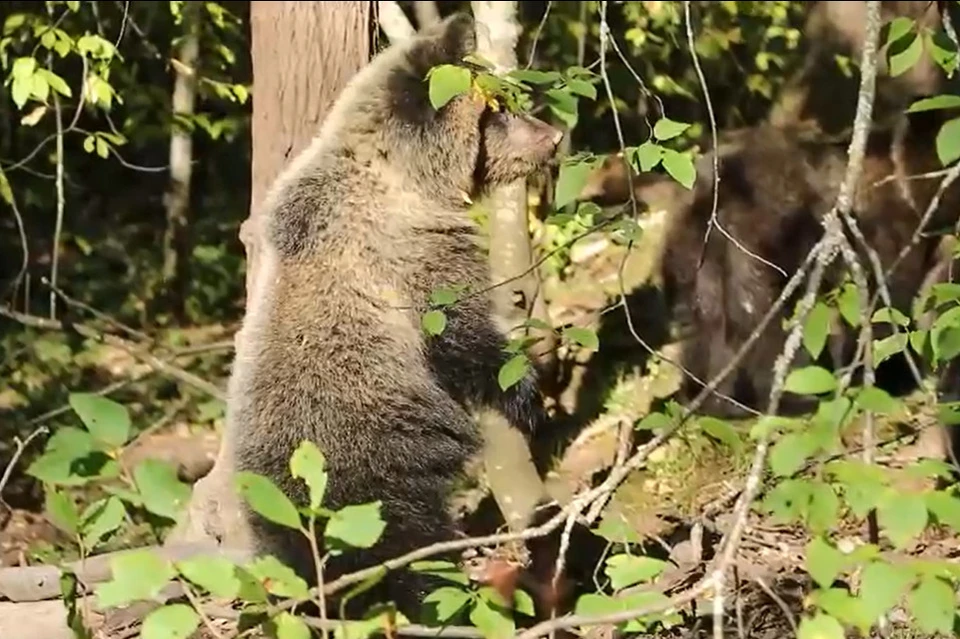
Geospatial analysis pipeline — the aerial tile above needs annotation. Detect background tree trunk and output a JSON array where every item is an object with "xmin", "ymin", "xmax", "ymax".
[
  {"xmin": 168, "ymin": 0, "xmax": 371, "ymax": 550},
  {"xmin": 159, "ymin": 1, "xmax": 201, "ymax": 323}
]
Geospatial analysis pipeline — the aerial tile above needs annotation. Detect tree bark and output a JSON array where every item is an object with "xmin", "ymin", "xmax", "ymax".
[
  {"xmin": 169, "ymin": 0, "xmax": 371, "ymax": 551},
  {"xmin": 471, "ymin": 1, "xmax": 551, "ymax": 531}
]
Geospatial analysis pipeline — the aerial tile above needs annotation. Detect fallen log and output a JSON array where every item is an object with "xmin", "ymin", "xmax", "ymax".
[{"xmin": 0, "ymin": 541, "xmax": 250, "ymax": 602}]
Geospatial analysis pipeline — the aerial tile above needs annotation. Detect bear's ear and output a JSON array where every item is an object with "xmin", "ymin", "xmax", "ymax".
[{"xmin": 411, "ymin": 12, "xmax": 477, "ymax": 70}]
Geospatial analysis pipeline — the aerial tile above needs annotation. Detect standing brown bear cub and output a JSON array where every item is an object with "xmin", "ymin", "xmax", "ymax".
[{"xmin": 226, "ymin": 13, "xmax": 562, "ymax": 618}]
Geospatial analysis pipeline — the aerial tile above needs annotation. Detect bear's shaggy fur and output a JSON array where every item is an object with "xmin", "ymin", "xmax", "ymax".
[{"xmin": 226, "ymin": 13, "xmax": 562, "ymax": 617}]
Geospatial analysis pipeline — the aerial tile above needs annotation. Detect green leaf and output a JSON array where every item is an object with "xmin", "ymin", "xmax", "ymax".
[
  {"xmin": 803, "ymin": 302, "xmax": 831, "ymax": 360},
  {"xmin": 605, "ymin": 554, "xmax": 667, "ymax": 590},
  {"xmin": 134, "ymin": 459, "xmax": 191, "ymax": 520},
  {"xmin": 68, "ymin": 393, "xmax": 131, "ymax": 448},
  {"xmin": 80, "ymin": 496, "xmax": 126, "ymax": 548},
  {"xmin": 545, "ymin": 88, "xmax": 578, "ymax": 121},
  {"xmin": 45, "ymin": 489, "xmax": 79, "ymax": 536},
  {"xmin": 141, "ymin": 604, "xmax": 200, "ymax": 639},
  {"xmin": 514, "ymin": 589, "xmax": 536, "ymax": 616},
  {"xmin": 554, "ymin": 159, "xmax": 595, "ymax": 209},
  {"xmin": 95, "ymin": 137, "xmax": 109, "ymax": 159},
  {"xmin": 27, "ymin": 449, "xmax": 117, "ymax": 487},
  {"xmin": 661, "ymin": 149, "xmax": 696, "ymax": 189},
  {"xmin": 633, "ymin": 140, "xmax": 663, "ymax": 172},
  {"xmin": 636, "ymin": 411, "xmax": 671, "ymax": 432},
  {"xmin": 424, "ymin": 586, "xmax": 471, "ymax": 622},
  {"xmin": 247, "ymin": 555, "xmax": 310, "ymax": 599},
  {"xmin": 38, "ymin": 69, "xmax": 71, "ymax": 98},
  {"xmin": 11, "ymin": 76, "xmax": 31, "ymax": 109},
  {"xmin": 235, "ymin": 472, "xmax": 302, "ymax": 531},
  {"xmin": 652, "ymin": 117, "xmax": 691, "ymax": 141},
  {"xmin": 812, "ymin": 588, "xmax": 873, "ymax": 632},
  {"xmin": 563, "ymin": 326, "xmax": 599, "ymax": 350},
  {"xmin": 769, "ymin": 432, "xmax": 819, "ymax": 477},
  {"xmin": 325, "ymin": 502, "xmax": 386, "ymax": 549},
  {"xmin": 410, "ymin": 560, "xmax": 469, "ymax": 586},
  {"xmin": 889, "ymin": 32, "xmax": 924, "ymax": 78},
  {"xmin": 290, "ymin": 440, "xmax": 328, "ymax": 511},
  {"xmin": 907, "ymin": 576, "xmax": 956, "ymax": 635},
  {"xmin": 854, "ymin": 387, "xmax": 901, "ymax": 415},
  {"xmin": 807, "ymin": 482, "xmax": 840, "ymax": 533},
  {"xmin": 498, "ymin": 353, "xmax": 530, "ymax": 391},
  {"xmin": 593, "ymin": 513, "xmax": 644, "ymax": 545},
  {"xmin": 176, "ymin": 556, "xmax": 241, "ymax": 599},
  {"xmin": 827, "ymin": 460, "xmax": 887, "ymax": 519},
  {"xmin": 44, "ymin": 426, "xmax": 95, "ymax": 459},
  {"xmin": 877, "ymin": 493, "xmax": 928, "ymax": 549},
  {"xmin": 508, "ymin": 69, "xmax": 561, "ymax": 85},
  {"xmin": 886, "ymin": 17, "xmax": 915, "ymax": 46},
  {"xmin": 873, "ymin": 333, "xmax": 909, "ymax": 366},
  {"xmin": 566, "ymin": 78, "xmax": 597, "ymax": 100},
  {"xmin": 925, "ymin": 491, "xmax": 960, "ymax": 531},
  {"xmin": 909, "ymin": 328, "xmax": 928, "ymax": 354},
  {"xmin": 95, "ymin": 549, "xmax": 176, "ymax": 608},
  {"xmin": 422, "ymin": 309, "xmax": 447, "ymax": 336},
  {"xmin": 805, "ymin": 537, "xmax": 843, "ymax": 589},
  {"xmin": 233, "ymin": 565, "xmax": 269, "ymax": 603},
  {"xmin": 936, "ymin": 116, "xmax": 960, "ymax": 167},
  {"xmin": 699, "ymin": 417, "xmax": 742, "ymax": 452},
  {"xmin": 859, "ymin": 561, "xmax": 914, "ymax": 623},
  {"xmin": 332, "ymin": 612, "xmax": 406, "ymax": 639},
  {"xmin": 797, "ymin": 613, "xmax": 845, "ymax": 639},
  {"xmin": 837, "ymin": 283, "xmax": 861, "ymax": 327},
  {"xmin": 872, "ymin": 306, "xmax": 910, "ymax": 326},
  {"xmin": 574, "ymin": 591, "xmax": 669, "ymax": 631},
  {"xmin": 908, "ymin": 94, "xmax": 960, "ymax": 112},
  {"xmin": 784, "ymin": 366, "xmax": 837, "ymax": 396},
  {"xmin": 11, "ymin": 56, "xmax": 36, "ymax": 80},
  {"xmin": 273, "ymin": 612, "xmax": 312, "ymax": 639},
  {"xmin": 470, "ymin": 594, "xmax": 514, "ymax": 639},
  {"xmin": 749, "ymin": 415, "xmax": 797, "ymax": 440},
  {"xmin": 429, "ymin": 287, "xmax": 460, "ymax": 307},
  {"xmin": 428, "ymin": 64, "xmax": 472, "ymax": 110},
  {"xmin": 0, "ymin": 168, "xmax": 12, "ymax": 206}
]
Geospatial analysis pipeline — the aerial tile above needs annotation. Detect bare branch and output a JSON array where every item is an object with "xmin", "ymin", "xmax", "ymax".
[
  {"xmin": 0, "ymin": 427, "xmax": 48, "ymax": 501},
  {"xmin": 413, "ymin": 1, "xmax": 441, "ymax": 29},
  {"xmin": 684, "ymin": 1, "xmax": 786, "ymax": 279},
  {"xmin": 378, "ymin": 1, "xmax": 416, "ymax": 43},
  {"xmin": 0, "ymin": 307, "xmax": 225, "ymax": 400}
]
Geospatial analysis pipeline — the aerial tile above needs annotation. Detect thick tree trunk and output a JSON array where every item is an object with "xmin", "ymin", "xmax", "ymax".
[
  {"xmin": 471, "ymin": 1, "xmax": 551, "ymax": 531},
  {"xmin": 169, "ymin": 0, "xmax": 371, "ymax": 551}
]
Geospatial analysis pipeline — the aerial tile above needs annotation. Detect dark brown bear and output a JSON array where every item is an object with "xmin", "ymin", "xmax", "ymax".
[{"xmin": 661, "ymin": 112, "xmax": 960, "ymax": 419}]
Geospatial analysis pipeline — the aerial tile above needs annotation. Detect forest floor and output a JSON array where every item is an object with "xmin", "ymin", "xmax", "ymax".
[{"xmin": 1, "ymin": 206, "xmax": 959, "ymax": 638}]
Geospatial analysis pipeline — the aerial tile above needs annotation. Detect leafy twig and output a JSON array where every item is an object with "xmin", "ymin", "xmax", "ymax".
[
  {"xmin": 0, "ymin": 426, "xmax": 49, "ymax": 499},
  {"xmin": 0, "ymin": 307, "xmax": 225, "ymax": 400}
]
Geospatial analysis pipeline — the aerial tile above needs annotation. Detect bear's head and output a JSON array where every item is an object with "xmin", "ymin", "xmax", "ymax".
[{"xmin": 327, "ymin": 12, "xmax": 563, "ymax": 205}]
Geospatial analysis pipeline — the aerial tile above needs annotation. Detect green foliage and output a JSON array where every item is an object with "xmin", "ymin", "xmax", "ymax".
[
  {"xmin": 427, "ymin": 63, "xmax": 473, "ymax": 109},
  {"xmin": 26, "ymin": 394, "xmax": 191, "ymax": 558},
  {"xmin": 11, "ymin": 4, "xmax": 960, "ymax": 638},
  {"xmin": 497, "ymin": 353, "xmax": 531, "ymax": 391}
]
